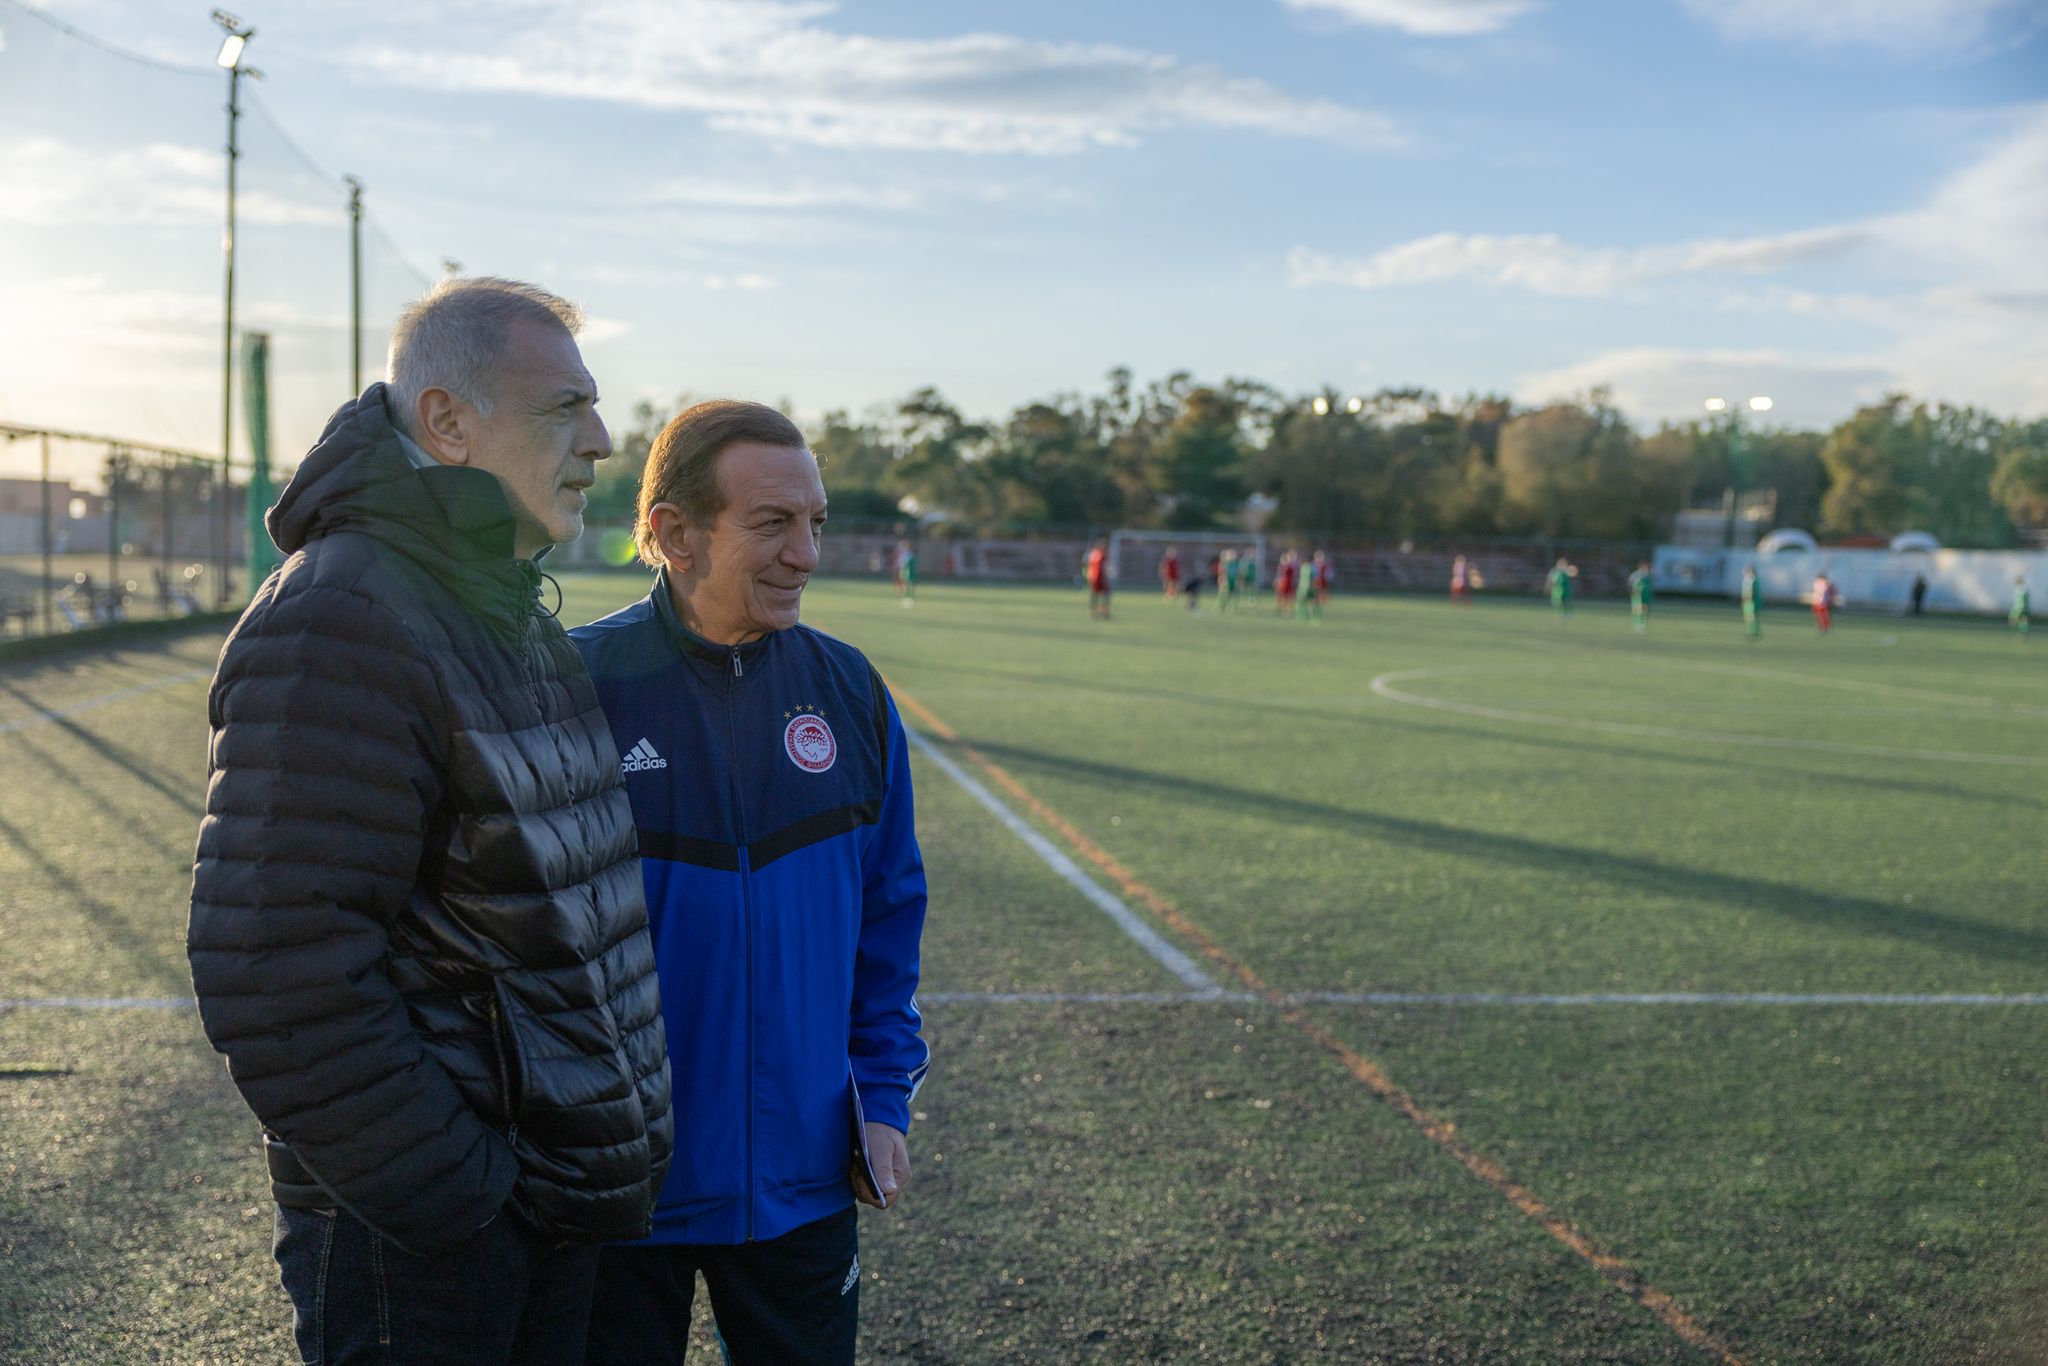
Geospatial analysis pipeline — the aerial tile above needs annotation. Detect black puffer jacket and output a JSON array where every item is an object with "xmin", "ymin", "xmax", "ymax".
[{"xmin": 188, "ymin": 385, "xmax": 671, "ymax": 1254}]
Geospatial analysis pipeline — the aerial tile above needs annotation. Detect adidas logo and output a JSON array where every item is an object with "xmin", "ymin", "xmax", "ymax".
[{"xmin": 620, "ymin": 738, "xmax": 668, "ymax": 775}]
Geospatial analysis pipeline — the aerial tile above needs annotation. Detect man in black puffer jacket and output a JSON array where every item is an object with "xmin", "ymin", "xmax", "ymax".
[{"xmin": 189, "ymin": 278, "xmax": 671, "ymax": 1365}]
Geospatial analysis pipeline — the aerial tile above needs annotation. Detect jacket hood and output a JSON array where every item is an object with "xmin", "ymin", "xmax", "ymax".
[{"xmin": 267, "ymin": 384, "xmax": 540, "ymax": 625}]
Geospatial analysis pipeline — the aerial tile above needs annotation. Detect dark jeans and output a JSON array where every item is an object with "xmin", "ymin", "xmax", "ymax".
[
  {"xmin": 273, "ymin": 1204, "xmax": 599, "ymax": 1365},
  {"xmin": 586, "ymin": 1206, "xmax": 859, "ymax": 1366}
]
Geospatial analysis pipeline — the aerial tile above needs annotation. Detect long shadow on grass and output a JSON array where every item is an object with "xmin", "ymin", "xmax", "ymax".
[
  {"xmin": 0, "ymin": 728, "xmax": 194, "ymax": 863},
  {"xmin": 0, "ymin": 1013, "xmax": 276, "ymax": 1361},
  {"xmin": 0, "ymin": 807, "xmax": 192, "ymax": 993},
  {"xmin": 0, "ymin": 677, "xmax": 203, "ymax": 822},
  {"xmin": 959, "ymin": 736, "xmax": 2048, "ymax": 969},
  {"xmin": 922, "ymin": 658, "xmax": 2037, "ymax": 809}
]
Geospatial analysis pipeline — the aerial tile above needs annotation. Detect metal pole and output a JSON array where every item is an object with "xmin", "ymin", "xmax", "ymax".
[
  {"xmin": 39, "ymin": 431, "xmax": 53, "ymax": 637},
  {"xmin": 219, "ymin": 61, "xmax": 241, "ymax": 609},
  {"xmin": 162, "ymin": 452, "xmax": 174, "ymax": 614},
  {"xmin": 345, "ymin": 176, "xmax": 364, "ymax": 394},
  {"xmin": 108, "ymin": 450, "xmax": 121, "ymax": 622},
  {"xmin": 1723, "ymin": 413, "xmax": 1745, "ymax": 550}
]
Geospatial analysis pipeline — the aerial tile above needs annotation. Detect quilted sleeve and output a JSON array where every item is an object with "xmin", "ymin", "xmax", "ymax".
[{"xmin": 187, "ymin": 583, "xmax": 518, "ymax": 1253}]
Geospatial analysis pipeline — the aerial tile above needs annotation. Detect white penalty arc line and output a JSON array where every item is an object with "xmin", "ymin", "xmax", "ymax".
[
  {"xmin": 1370, "ymin": 668, "xmax": 2048, "ymax": 769},
  {"xmin": 0, "ymin": 667, "xmax": 213, "ymax": 738},
  {"xmin": 13, "ymin": 992, "xmax": 2048, "ymax": 1010},
  {"xmin": 902, "ymin": 725, "xmax": 1225, "ymax": 994}
]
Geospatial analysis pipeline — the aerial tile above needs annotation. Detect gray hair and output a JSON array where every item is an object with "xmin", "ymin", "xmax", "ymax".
[{"xmin": 385, "ymin": 277, "xmax": 584, "ymax": 438}]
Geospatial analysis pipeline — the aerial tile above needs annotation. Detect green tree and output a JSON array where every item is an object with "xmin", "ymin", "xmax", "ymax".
[
  {"xmin": 889, "ymin": 388, "xmax": 997, "ymax": 525},
  {"xmin": 986, "ymin": 401, "xmax": 1126, "ymax": 527},
  {"xmin": 1151, "ymin": 385, "xmax": 1248, "ymax": 529},
  {"xmin": 810, "ymin": 410, "xmax": 903, "ymax": 520},
  {"xmin": 1820, "ymin": 398, "xmax": 2017, "ymax": 545},
  {"xmin": 1991, "ymin": 418, "xmax": 2048, "ymax": 531}
]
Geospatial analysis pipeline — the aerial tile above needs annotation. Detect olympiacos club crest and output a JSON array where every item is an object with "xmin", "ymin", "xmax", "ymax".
[{"xmin": 784, "ymin": 712, "xmax": 837, "ymax": 773}]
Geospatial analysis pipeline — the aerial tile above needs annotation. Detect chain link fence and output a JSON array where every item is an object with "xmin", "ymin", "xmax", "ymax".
[{"xmin": 0, "ymin": 425, "xmax": 252, "ymax": 640}]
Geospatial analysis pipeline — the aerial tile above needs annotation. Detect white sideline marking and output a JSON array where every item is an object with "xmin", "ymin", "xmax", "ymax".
[
  {"xmin": 0, "ymin": 667, "xmax": 213, "ymax": 738},
  {"xmin": 902, "ymin": 726, "xmax": 1225, "ymax": 993},
  {"xmin": 919, "ymin": 991, "xmax": 2048, "ymax": 1007},
  {"xmin": 1370, "ymin": 668, "xmax": 2048, "ymax": 769},
  {"xmin": 1299, "ymin": 991, "xmax": 2048, "ymax": 1007},
  {"xmin": 0, "ymin": 997, "xmax": 196, "ymax": 1009},
  {"xmin": 8, "ymin": 991, "xmax": 2045, "ymax": 1011}
]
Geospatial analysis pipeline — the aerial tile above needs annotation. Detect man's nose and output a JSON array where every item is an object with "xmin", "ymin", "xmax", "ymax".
[
  {"xmin": 785, "ymin": 525, "xmax": 821, "ymax": 574},
  {"xmin": 581, "ymin": 411, "xmax": 614, "ymax": 462}
]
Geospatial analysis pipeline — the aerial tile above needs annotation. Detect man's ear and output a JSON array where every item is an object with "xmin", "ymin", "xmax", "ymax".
[
  {"xmin": 415, "ymin": 387, "xmax": 470, "ymax": 465},
  {"xmin": 649, "ymin": 503, "xmax": 695, "ymax": 575}
]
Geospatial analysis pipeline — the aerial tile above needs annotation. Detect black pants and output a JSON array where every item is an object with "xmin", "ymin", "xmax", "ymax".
[
  {"xmin": 586, "ymin": 1206, "xmax": 859, "ymax": 1366},
  {"xmin": 273, "ymin": 1205, "xmax": 599, "ymax": 1365}
]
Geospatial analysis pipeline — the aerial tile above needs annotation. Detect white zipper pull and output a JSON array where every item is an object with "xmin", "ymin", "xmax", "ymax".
[{"xmin": 731, "ymin": 648, "xmax": 743, "ymax": 678}]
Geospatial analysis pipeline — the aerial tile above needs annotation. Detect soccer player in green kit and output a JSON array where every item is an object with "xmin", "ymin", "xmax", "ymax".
[
  {"xmin": 1740, "ymin": 564, "xmax": 1763, "ymax": 640},
  {"xmin": 2013, "ymin": 576, "xmax": 2031, "ymax": 637},
  {"xmin": 1547, "ymin": 557, "xmax": 1576, "ymax": 618},
  {"xmin": 894, "ymin": 539, "xmax": 918, "ymax": 607},
  {"xmin": 1628, "ymin": 562, "xmax": 1654, "ymax": 634},
  {"xmin": 1215, "ymin": 548, "xmax": 1237, "ymax": 613}
]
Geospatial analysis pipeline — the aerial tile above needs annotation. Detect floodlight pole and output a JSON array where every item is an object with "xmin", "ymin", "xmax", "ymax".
[
  {"xmin": 40, "ymin": 431, "xmax": 53, "ymax": 636},
  {"xmin": 1705, "ymin": 396, "xmax": 1772, "ymax": 549},
  {"xmin": 214, "ymin": 11, "xmax": 256, "ymax": 608},
  {"xmin": 344, "ymin": 175, "xmax": 364, "ymax": 394}
]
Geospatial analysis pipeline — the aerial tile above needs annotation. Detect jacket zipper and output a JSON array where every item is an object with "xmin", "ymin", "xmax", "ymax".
[
  {"xmin": 720, "ymin": 643, "xmax": 757, "ymax": 1239},
  {"xmin": 485, "ymin": 989, "xmax": 520, "ymax": 1150}
]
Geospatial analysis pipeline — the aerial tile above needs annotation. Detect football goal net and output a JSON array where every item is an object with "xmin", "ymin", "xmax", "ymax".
[{"xmin": 1107, "ymin": 529, "xmax": 1266, "ymax": 589}]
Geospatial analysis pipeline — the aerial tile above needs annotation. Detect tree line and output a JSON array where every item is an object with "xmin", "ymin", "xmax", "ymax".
[{"xmin": 588, "ymin": 370, "xmax": 2048, "ymax": 546}]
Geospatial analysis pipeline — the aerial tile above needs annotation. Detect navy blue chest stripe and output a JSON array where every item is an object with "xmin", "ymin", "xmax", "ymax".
[
  {"xmin": 637, "ymin": 799, "xmax": 881, "ymax": 873},
  {"xmin": 751, "ymin": 799, "xmax": 882, "ymax": 869},
  {"xmin": 636, "ymin": 829, "xmax": 742, "ymax": 872}
]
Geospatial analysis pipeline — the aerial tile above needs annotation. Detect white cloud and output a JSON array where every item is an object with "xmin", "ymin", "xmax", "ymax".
[
  {"xmin": 344, "ymin": 0, "xmax": 1398, "ymax": 155},
  {"xmin": 1357, "ymin": 103, "xmax": 2048, "ymax": 419},
  {"xmin": 1886, "ymin": 103, "xmax": 2048, "ymax": 289},
  {"xmin": 0, "ymin": 137, "xmax": 335, "ymax": 228},
  {"xmin": 1288, "ymin": 224, "xmax": 1864, "ymax": 295},
  {"xmin": 1279, "ymin": 0, "xmax": 1537, "ymax": 37},
  {"xmin": 638, "ymin": 180, "xmax": 919, "ymax": 212},
  {"xmin": 577, "ymin": 315, "xmax": 636, "ymax": 344},
  {"xmin": 1513, "ymin": 347, "xmax": 1897, "ymax": 427},
  {"xmin": 1677, "ymin": 0, "xmax": 2043, "ymax": 54}
]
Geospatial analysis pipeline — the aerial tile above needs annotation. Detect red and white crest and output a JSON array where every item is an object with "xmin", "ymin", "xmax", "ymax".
[{"xmin": 784, "ymin": 713, "xmax": 837, "ymax": 773}]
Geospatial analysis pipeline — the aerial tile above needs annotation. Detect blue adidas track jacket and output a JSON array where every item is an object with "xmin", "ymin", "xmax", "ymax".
[{"xmin": 571, "ymin": 579, "xmax": 929, "ymax": 1245}]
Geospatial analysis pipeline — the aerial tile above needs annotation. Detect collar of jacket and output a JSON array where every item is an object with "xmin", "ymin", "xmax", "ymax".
[
  {"xmin": 267, "ymin": 383, "xmax": 547, "ymax": 632},
  {"xmin": 649, "ymin": 567, "xmax": 779, "ymax": 673}
]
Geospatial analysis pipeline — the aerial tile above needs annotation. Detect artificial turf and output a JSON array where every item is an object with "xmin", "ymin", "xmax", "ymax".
[{"xmin": 0, "ymin": 573, "xmax": 2040, "ymax": 1362}]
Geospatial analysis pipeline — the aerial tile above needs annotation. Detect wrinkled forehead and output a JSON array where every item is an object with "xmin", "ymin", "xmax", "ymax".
[
  {"xmin": 496, "ymin": 321, "xmax": 594, "ymax": 399},
  {"xmin": 717, "ymin": 441, "xmax": 825, "ymax": 511}
]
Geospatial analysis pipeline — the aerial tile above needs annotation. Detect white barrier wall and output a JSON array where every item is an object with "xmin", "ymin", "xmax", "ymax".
[{"xmin": 1654, "ymin": 544, "xmax": 2044, "ymax": 615}]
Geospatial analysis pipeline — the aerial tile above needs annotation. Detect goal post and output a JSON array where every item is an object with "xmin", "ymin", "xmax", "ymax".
[{"xmin": 1107, "ymin": 528, "xmax": 1266, "ymax": 588}]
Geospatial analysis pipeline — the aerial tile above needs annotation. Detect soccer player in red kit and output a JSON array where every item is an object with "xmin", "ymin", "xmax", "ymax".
[
  {"xmin": 1811, "ymin": 572, "xmax": 1835, "ymax": 634},
  {"xmin": 1160, "ymin": 546, "xmax": 1181, "ymax": 600},
  {"xmin": 1086, "ymin": 539, "xmax": 1112, "ymax": 619},
  {"xmin": 1275, "ymin": 551, "xmax": 1298, "ymax": 616}
]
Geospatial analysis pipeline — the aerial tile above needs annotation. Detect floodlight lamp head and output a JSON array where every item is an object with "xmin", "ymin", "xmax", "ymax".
[
  {"xmin": 215, "ymin": 32, "xmax": 245, "ymax": 67},
  {"xmin": 212, "ymin": 9, "xmax": 247, "ymax": 33},
  {"xmin": 1345, "ymin": 396, "xmax": 1364, "ymax": 414},
  {"xmin": 1704, "ymin": 397, "xmax": 1728, "ymax": 413},
  {"xmin": 1748, "ymin": 396, "xmax": 1772, "ymax": 412},
  {"xmin": 1312, "ymin": 395, "xmax": 1331, "ymax": 416}
]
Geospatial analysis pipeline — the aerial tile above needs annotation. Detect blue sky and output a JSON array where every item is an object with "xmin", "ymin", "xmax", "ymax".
[{"xmin": 2, "ymin": 0, "xmax": 2044, "ymax": 479}]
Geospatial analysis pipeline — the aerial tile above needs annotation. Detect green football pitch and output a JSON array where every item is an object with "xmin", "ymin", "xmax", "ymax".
[{"xmin": 2, "ymin": 575, "xmax": 2043, "ymax": 1363}]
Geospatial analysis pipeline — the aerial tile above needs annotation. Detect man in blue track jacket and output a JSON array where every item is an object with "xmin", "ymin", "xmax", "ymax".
[{"xmin": 571, "ymin": 400, "xmax": 928, "ymax": 1366}]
